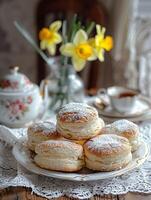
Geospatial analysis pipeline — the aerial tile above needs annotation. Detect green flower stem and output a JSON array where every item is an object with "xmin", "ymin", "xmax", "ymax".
[
  {"xmin": 55, "ymin": 20, "xmax": 70, "ymax": 108},
  {"xmin": 68, "ymin": 14, "xmax": 77, "ymax": 42},
  {"xmin": 62, "ymin": 20, "xmax": 67, "ymax": 43},
  {"xmin": 86, "ymin": 21, "xmax": 95, "ymax": 36}
]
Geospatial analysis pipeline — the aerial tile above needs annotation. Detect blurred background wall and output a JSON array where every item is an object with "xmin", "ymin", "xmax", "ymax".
[
  {"xmin": 0, "ymin": 0, "xmax": 38, "ymax": 81},
  {"xmin": 0, "ymin": 0, "xmax": 113, "ymax": 85},
  {"xmin": 0, "ymin": 0, "xmax": 151, "ymax": 94}
]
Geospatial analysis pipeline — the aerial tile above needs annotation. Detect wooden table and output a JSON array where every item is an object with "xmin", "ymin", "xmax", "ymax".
[{"xmin": 0, "ymin": 187, "xmax": 151, "ymax": 200}]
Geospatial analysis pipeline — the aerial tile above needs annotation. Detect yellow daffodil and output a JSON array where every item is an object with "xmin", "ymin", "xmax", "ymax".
[
  {"xmin": 94, "ymin": 25, "xmax": 113, "ymax": 61},
  {"xmin": 60, "ymin": 29, "xmax": 96, "ymax": 71},
  {"xmin": 101, "ymin": 36, "xmax": 113, "ymax": 51},
  {"xmin": 39, "ymin": 21, "xmax": 62, "ymax": 55}
]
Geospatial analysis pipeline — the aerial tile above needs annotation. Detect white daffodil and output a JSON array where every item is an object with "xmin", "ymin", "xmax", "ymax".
[{"xmin": 60, "ymin": 29, "xmax": 96, "ymax": 71}]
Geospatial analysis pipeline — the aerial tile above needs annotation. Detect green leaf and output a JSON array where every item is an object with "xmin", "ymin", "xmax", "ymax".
[{"xmin": 14, "ymin": 21, "xmax": 50, "ymax": 65}]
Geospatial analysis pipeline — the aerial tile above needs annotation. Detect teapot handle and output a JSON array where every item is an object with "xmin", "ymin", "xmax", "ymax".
[
  {"xmin": 40, "ymin": 79, "xmax": 49, "ymax": 107},
  {"xmin": 97, "ymin": 88, "xmax": 108, "ymax": 97}
]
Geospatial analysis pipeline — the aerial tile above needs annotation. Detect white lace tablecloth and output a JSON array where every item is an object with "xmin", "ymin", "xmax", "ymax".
[{"xmin": 0, "ymin": 122, "xmax": 151, "ymax": 199}]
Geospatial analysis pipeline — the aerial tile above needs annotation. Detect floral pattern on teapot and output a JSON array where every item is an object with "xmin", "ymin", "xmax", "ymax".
[
  {"xmin": 0, "ymin": 96, "xmax": 33, "ymax": 121},
  {"xmin": 0, "ymin": 76, "xmax": 31, "ymax": 90},
  {"xmin": 0, "ymin": 80, "xmax": 18, "ymax": 89}
]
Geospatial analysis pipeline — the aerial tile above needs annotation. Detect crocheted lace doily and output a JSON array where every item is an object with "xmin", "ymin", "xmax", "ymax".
[{"xmin": 0, "ymin": 123, "xmax": 151, "ymax": 199}]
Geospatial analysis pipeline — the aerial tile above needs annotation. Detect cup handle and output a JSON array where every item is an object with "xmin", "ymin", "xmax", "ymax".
[
  {"xmin": 96, "ymin": 88, "xmax": 110, "ymax": 106},
  {"xmin": 97, "ymin": 88, "xmax": 108, "ymax": 97}
]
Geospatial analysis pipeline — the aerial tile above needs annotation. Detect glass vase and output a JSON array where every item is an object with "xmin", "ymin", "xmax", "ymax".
[{"xmin": 46, "ymin": 57, "xmax": 85, "ymax": 111}]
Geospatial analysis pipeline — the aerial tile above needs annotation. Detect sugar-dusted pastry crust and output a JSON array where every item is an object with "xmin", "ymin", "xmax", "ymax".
[
  {"xmin": 57, "ymin": 103, "xmax": 105, "ymax": 140},
  {"xmin": 34, "ymin": 156, "xmax": 84, "ymax": 172},
  {"xmin": 27, "ymin": 121, "xmax": 61, "ymax": 151},
  {"xmin": 84, "ymin": 134, "xmax": 132, "ymax": 171},
  {"xmin": 100, "ymin": 119, "xmax": 140, "ymax": 152},
  {"xmin": 34, "ymin": 140, "xmax": 84, "ymax": 172},
  {"xmin": 57, "ymin": 103, "xmax": 98, "ymax": 123}
]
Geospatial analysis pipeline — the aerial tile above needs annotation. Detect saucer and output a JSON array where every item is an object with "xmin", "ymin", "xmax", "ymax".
[
  {"xmin": 99, "ymin": 111, "xmax": 151, "ymax": 123},
  {"xmin": 94, "ymin": 95, "xmax": 151, "ymax": 118}
]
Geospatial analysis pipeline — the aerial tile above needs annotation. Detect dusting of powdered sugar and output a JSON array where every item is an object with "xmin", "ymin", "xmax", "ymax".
[
  {"xmin": 86, "ymin": 134, "xmax": 128, "ymax": 151},
  {"xmin": 101, "ymin": 124, "xmax": 117, "ymax": 135},
  {"xmin": 29, "ymin": 121, "xmax": 57, "ymax": 134},
  {"xmin": 57, "ymin": 102, "xmax": 98, "ymax": 122},
  {"xmin": 36, "ymin": 140, "xmax": 83, "ymax": 156},
  {"xmin": 111, "ymin": 119, "xmax": 139, "ymax": 133}
]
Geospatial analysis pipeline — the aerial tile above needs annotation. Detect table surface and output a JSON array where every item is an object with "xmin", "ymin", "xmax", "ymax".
[{"xmin": 0, "ymin": 187, "xmax": 151, "ymax": 200}]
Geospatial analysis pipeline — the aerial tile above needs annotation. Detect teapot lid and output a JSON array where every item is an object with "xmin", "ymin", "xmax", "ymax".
[{"xmin": 0, "ymin": 66, "xmax": 34, "ymax": 93}]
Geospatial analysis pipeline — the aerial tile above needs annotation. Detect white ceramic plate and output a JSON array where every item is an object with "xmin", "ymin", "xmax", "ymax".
[
  {"xmin": 12, "ymin": 137, "xmax": 150, "ymax": 182},
  {"xmin": 94, "ymin": 95, "xmax": 151, "ymax": 118}
]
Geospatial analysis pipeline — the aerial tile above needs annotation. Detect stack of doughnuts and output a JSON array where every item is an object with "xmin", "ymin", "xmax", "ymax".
[{"xmin": 26, "ymin": 103, "xmax": 140, "ymax": 172}]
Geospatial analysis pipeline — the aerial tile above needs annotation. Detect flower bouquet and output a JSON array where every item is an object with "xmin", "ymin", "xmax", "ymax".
[{"xmin": 14, "ymin": 15, "xmax": 113, "ymax": 110}]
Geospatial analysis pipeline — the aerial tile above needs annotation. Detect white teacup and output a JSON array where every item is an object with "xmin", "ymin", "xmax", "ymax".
[{"xmin": 98, "ymin": 86, "xmax": 139, "ymax": 113}]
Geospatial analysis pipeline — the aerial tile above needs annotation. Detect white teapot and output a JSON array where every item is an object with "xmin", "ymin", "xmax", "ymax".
[{"xmin": 0, "ymin": 66, "xmax": 48, "ymax": 127}]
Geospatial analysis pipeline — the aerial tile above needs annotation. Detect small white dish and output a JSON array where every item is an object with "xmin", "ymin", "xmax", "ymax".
[
  {"xmin": 12, "ymin": 136, "xmax": 149, "ymax": 182},
  {"xmin": 94, "ymin": 95, "xmax": 151, "ymax": 118}
]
